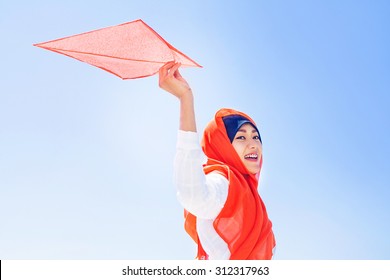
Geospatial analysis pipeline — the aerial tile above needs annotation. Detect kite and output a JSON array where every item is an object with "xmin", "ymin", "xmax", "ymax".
[{"xmin": 34, "ymin": 19, "xmax": 201, "ymax": 79}]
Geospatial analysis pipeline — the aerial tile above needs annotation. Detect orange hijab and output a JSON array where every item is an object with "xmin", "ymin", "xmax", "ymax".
[{"xmin": 184, "ymin": 108, "xmax": 275, "ymax": 260}]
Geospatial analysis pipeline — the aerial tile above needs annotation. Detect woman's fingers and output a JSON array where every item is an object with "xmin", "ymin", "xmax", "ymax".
[
  {"xmin": 174, "ymin": 67, "xmax": 183, "ymax": 79},
  {"xmin": 169, "ymin": 62, "xmax": 181, "ymax": 77},
  {"xmin": 161, "ymin": 62, "xmax": 181, "ymax": 74},
  {"xmin": 158, "ymin": 61, "xmax": 190, "ymax": 99},
  {"xmin": 159, "ymin": 61, "xmax": 175, "ymax": 77},
  {"xmin": 159, "ymin": 61, "xmax": 181, "ymax": 85}
]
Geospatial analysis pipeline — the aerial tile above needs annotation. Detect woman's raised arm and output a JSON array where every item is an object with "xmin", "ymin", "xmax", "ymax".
[{"xmin": 159, "ymin": 62, "xmax": 197, "ymax": 132}]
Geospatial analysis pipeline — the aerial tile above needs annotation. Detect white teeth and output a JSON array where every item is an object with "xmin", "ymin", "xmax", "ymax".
[{"xmin": 245, "ymin": 154, "xmax": 258, "ymax": 159}]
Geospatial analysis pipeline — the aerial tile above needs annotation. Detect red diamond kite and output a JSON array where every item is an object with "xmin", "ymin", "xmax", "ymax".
[{"xmin": 34, "ymin": 19, "xmax": 201, "ymax": 79}]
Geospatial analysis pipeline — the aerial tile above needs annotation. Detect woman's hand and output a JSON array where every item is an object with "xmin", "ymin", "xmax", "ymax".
[
  {"xmin": 159, "ymin": 61, "xmax": 192, "ymax": 100},
  {"xmin": 158, "ymin": 61, "xmax": 196, "ymax": 132}
]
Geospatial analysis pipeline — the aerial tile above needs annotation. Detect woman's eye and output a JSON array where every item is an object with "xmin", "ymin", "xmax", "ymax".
[
  {"xmin": 236, "ymin": 136, "xmax": 245, "ymax": 140},
  {"xmin": 253, "ymin": 135, "xmax": 260, "ymax": 140}
]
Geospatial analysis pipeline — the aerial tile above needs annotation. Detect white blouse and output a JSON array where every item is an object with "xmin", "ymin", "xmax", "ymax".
[{"xmin": 174, "ymin": 130, "xmax": 230, "ymax": 259}]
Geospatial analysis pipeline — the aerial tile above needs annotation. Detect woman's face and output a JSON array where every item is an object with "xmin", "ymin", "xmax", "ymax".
[{"xmin": 231, "ymin": 123, "xmax": 262, "ymax": 174}]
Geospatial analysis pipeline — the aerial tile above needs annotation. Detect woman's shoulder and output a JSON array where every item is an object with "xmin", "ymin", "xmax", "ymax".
[{"xmin": 204, "ymin": 159, "xmax": 230, "ymax": 176}]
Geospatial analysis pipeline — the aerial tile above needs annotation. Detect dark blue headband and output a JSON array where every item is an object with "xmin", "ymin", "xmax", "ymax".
[{"xmin": 222, "ymin": 115, "xmax": 262, "ymax": 143}]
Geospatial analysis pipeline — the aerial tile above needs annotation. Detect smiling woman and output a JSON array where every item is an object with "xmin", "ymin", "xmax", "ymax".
[
  {"xmin": 231, "ymin": 123, "xmax": 263, "ymax": 175},
  {"xmin": 158, "ymin": 62, "xmax": 275, "ymax": 260}
]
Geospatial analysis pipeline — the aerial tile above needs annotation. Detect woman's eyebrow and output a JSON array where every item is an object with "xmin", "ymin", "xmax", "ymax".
[{"xmin": 237, "ymin": 128, "xmax": 258, "ymax": 134}]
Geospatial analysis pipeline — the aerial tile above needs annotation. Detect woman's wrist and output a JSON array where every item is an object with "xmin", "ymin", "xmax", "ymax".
[
  {"xmin": 179, "ymin": 91, "xmax": 197, "ymax": 132},
  {"xmin": 179, "ymin": 89, "xmax": 193, "ymax": 102}
]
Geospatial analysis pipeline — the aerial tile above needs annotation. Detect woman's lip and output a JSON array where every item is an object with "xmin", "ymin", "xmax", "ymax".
[
  {"xmin": 244, "ymin": 154, "xmax": 258, "ymax": 161},
  {"xmin": 245, "ymin": 157, "xmax": 258, "ymax": 162}
]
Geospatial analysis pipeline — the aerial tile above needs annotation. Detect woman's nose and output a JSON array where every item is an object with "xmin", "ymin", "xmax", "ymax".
[{"xmin": 248, "ymin": 139, "xmax": 257, "ymax": 149}]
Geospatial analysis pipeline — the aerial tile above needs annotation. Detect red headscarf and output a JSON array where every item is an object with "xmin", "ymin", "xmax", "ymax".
[{"xmin": 184, "ymin": 108, "xmax": 275, "ymax": 260}]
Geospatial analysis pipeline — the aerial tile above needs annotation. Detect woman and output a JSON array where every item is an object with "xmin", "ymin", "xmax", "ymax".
[{"xmin": 159, "ymin": 62, "xmax": 275, "ymax": 260}]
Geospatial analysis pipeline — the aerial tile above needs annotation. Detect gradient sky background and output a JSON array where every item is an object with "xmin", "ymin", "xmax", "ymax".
[{"xmin": 1, "ymin": 0, "xmax": 389, "ymax": 260}]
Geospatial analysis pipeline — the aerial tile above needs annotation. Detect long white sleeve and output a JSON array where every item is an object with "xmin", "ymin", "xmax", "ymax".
[
  {"xmin": 173, "ymin": 130, "xmax": 231, "ymax": 259},
  {"xmin": 174, "ymin": 130, "xmax": 229, "ymax": 219}
]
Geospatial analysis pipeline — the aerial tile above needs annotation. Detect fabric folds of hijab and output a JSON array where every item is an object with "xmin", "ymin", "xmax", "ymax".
[{"xmin": 184, "ymin": 108, "xmax": 275, "ymax": 260}]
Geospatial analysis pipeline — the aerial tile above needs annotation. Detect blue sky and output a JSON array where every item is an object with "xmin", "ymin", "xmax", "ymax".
[{"xmin": 1, "ymin": 0, "xmax": 389, "ymax": 259}]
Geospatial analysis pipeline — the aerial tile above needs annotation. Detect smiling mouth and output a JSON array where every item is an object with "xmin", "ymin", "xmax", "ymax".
[{"xmin": 244, "ymin": 153, "xmax": 258, "ymax": 160}]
